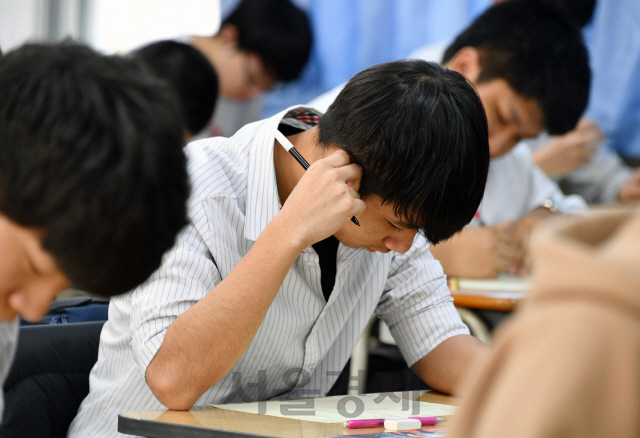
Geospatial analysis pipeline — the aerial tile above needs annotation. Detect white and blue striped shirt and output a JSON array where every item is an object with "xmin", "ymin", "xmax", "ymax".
[
  {"xmin": 69, "ymin": 106, "xmax": 467, "ymax": 438},
  {"xmin": 0, "ymin": 319, "xmax": 18, "ymax": 421}
]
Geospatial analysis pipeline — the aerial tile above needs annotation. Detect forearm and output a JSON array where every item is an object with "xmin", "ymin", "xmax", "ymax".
[
  {"xmin": 412, "ymin": 334, "xmax": 488, "ymax": 395},
  {"xmin": 430, "ymin": 225, "xmax": 515, "ymax": 279},
  {"xmin": 146, "ymin": 216, "xmax": 305, "ymax": 410}
]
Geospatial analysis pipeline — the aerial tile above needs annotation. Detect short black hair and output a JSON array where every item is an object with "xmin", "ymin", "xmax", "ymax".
[
  {"xmin": 319, "ymin": 60, "xmax": 490, "ymax": 244},
  {"xmin": 442, "ymin": 0, "xmax": 591, "ymax": 135},
  {"xmin": 132, "ymin": 40, "xmax": 218, "ymax": 136},
  {"xmin": 0, "ymin": 42, "xmax": 190, "ymax": 296},
  {"xmin": 538, "ymin": 0, "xmax": 596, "ymax": 28},
  {"xmin": 223, "ymin": 0, "xmax": 312, "ymax": 82}
]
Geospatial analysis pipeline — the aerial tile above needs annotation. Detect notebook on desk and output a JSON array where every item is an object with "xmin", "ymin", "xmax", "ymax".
[
  {"xmin": 210, "ymin": 393, "xmax": 457, "ymax": 424},
  {"xmin": 448, "ymin": 274, "xmax": 530, "ymax": 300}
]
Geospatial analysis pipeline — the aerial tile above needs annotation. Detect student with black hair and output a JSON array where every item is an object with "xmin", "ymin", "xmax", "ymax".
[
  {"xmin": 311, "ymin": 0, "xmax": 592, "ymax": 278},
  {"xmin": 422, "ymin": 0, "xmax": 640, "ymax": 206},
  {"xmin": 0, "ymin": 41, "xmax": 189, "ymax": 419},
  {"xmin": 488, "ymin": 0, "xmax": 640, "ymax": 205},
  {"xmin": 132, "ymin": 40, "xmax": 219, "ymax": 141},
  {"xmin": 429, "ymin": 0, "xmax": 591, "ymax": 278},
  {"xmin": 70, "ymin": 59, "xmax": 490, "ymax": 437},
  {"xmin": 493, "ymin": 0, "xmax": 596, "ymax": 28},
  {"xmin": 189, "ymin": 0, "xmax": 312, "ymax": 137}
]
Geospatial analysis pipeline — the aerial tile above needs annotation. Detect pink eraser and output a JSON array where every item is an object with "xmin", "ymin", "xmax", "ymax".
[{"xmin": 384, "ymin": 418, "xmax": 422, "ymax": 431}]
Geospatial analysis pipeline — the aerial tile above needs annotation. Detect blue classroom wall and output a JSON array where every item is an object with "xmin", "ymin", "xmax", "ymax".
[
  {"xmin": 582, "ymin": 0, "xmax": 640, "ymax": 159},
  {"xmin": 256, "ymin": 0, "xmax": 491, "ymax": 117},
  {"xmin": 220, "ymin": 0, "xmax": 640, "ymax": 159}
]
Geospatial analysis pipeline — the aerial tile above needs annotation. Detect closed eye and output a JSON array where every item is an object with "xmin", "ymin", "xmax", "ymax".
[{"xmin": 388, "ymin": 221, "xmax": 405, "ymax": 233}]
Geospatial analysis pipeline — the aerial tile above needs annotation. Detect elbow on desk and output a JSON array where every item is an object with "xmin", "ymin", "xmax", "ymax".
[
  {"xmin": 146, "ymin": 372, "xmax": 200, "ymax": 410},
  {"xmin": 146, "ymin": 363, "xmax": 225, "ymax": 411}
]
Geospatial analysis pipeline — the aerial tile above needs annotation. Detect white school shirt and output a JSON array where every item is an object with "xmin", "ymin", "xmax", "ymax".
[
  {"xmin": 69, "ymin": 106, "xmax": 468, "ymax": 438},
  {"xmin": 0, "ymin": 320, "xmax": 18, "ymax": 421},
  {"xmin": 468, "ymin": 143, "xmax": 588, "ymax": 228}
]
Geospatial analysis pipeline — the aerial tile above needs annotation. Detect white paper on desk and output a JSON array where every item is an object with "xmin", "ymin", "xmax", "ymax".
[
  {"xmin": 457, "ymin": 274, "xmax": 530, "ymax": 294},
  {"xmin": 210, "ymin": 393, "xmax": 457, "ymax": 423}
]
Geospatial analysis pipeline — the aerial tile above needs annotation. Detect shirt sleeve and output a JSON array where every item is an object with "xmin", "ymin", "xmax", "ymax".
[
  {"xmin": 128, "ymin": 201, "xmax": 222, "ymax": 374},
  {"xmin": 0, "ymin": 319, "xmax": 19, "ymax": 421},
  {"xmin": 524, "ymin": 134, "xmax": 633, "ymax": 205},
  {"xmin": 374, "ymin": 235, "xmax": 469, "ymax": 367},
  {"xmin": 560, "ymin": 143, "xmax": 634, "ymax": 204}
]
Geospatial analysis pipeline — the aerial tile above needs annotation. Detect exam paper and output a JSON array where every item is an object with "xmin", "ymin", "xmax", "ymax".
[{"xmin": 210, "ymin": 393, "xmax": 457, "ymax": 423}]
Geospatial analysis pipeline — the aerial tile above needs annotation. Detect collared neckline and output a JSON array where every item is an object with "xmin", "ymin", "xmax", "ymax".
[{"xmin": 243, "ymin": 105, "xmax": 321, "ymax": 242}]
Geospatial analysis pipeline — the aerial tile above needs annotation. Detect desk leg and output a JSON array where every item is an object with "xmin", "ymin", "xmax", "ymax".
[{"xmin": 348, "ymin": 315, "xmax": 377, "ymax": 395}]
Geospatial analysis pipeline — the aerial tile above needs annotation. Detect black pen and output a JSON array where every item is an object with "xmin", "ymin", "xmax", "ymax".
[{"xmin": 270, "ymin": 126, "xmax": 360, "ymax": 226}]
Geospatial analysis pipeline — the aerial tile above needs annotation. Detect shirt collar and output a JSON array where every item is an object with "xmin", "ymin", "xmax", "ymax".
[{"xmin": 244, "ymin": 105, "xmax": 322, "ymax": 241}]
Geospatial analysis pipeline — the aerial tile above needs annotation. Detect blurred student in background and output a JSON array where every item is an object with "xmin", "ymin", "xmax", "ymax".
[
  {"xmin": 428, "ymin": 0, "xmax": 590, "ymax": 279},
  {"xmin": 502, "ymin": 0, "xmax": 640, "ymax": 205},
  {"xmin": 187, "ymin": 0, "xmax": 312, "ymax": 138},
  {"xmin": 447, "ymin": 206, "xmax": 640, "ymax": 438},
  {"xmin": 310, "ymin": 0, "xmax": 591, "ymax": 279},
  {"xmin": 385, "ymin": 0, "xmax": 636, "ymax": 207},
  {"xmin": 132, "ymin": 40, "xmax": 219, "ymax": 142}
]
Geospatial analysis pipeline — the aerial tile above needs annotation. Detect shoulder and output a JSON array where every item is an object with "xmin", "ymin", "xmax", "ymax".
[
  {"xmin": 494, "ymin": 142, "xmax": 534, "ymax": 167},
  {"xmin": 0, "ymin": 320, "xmax": 18, "ymax": 384},
  {"xmin": 488, "ymin": 143, "xmax": 537, "ymax": 182},
  {"xmin": 389, "ymin": 233, "xmax": 438, "ymax": 271},
  {"xmin": 184, "ymin": 121, "xmax": 266, "ymax": 204}
]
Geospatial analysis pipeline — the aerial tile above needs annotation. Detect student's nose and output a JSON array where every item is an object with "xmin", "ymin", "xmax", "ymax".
[{"xmin": 383, "ymin": 229, "xmax": 417, "ymax": 254}]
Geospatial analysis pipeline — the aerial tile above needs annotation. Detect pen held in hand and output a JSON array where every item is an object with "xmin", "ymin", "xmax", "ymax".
[{"xmin": 270, "ymin": 126, "xmax": 360, "ymax": 226}]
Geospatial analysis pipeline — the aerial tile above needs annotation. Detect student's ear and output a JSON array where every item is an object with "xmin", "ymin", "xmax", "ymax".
[
  {"xmin": 217, "ymin": 24, "xmax": 240, "ymax": 47},
  {"xmin": 446, "ymin": 47, "xmax": 482, "ymax": 84}
]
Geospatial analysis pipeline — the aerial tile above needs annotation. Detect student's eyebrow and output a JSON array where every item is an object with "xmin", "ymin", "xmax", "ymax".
[{"xmin": 389, "ymin": 218, "xmax": 415, "ymax": 229}]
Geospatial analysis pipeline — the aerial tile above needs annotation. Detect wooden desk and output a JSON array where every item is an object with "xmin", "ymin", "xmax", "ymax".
[
  {"xmin": 451, "ymin": 289, "xmax": 525, "ymax": 312},
  {"xmin": 119, "ymin": 391, "xmax": 457, "ymax": 438},
  {"xmin": 449, "ymin": 275, "xmax": 529, "ymax": 312},
  {"xmin": 449, "ymin": 277, "xmax": 528, "ymax": 343}
]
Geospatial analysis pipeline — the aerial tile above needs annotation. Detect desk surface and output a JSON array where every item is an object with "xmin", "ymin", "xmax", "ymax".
[
  {"xmin": 119, "ymin": 391, "xmax": 457, "ymax": 438},
  {"xmin": 451, "ymin": 289, "xmax": 524, "ymax": 312}
]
